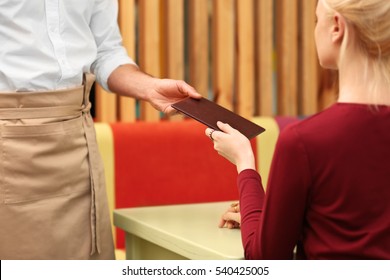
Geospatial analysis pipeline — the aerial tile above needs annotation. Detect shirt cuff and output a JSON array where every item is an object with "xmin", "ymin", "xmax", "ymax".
[{"xmin": 93, "ymin": 54, "xmax": 138, "ymax": 92}]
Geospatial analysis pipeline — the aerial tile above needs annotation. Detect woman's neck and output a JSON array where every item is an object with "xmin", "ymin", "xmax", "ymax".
[{"xmin": 337, "ymin": 52, "xmax": 390, "ymax": 105}]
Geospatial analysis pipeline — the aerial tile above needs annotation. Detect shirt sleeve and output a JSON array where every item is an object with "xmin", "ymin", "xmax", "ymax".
[
  {"xmin": 89, "ymin": 0, "xmax": 137, "ymax": 91},
  {"xmin": 238, "ymin": 124, "xmax": 311, "ymax": 259}
]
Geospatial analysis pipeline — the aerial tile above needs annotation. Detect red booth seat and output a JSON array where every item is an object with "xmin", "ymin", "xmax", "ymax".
[{"xmin": 94, "ymin": 116, "xmax": 300, "ymax": 257}]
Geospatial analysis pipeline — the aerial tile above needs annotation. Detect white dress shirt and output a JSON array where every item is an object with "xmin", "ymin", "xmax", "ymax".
[{"xmin": 0, "ymin": 0, "xmax": 135, "ymax": 92}]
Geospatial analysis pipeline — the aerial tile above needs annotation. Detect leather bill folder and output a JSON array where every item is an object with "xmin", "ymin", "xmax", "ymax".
[{"xmin": 172, "ymin": 97, "xmax": 265, "ymax": 139}]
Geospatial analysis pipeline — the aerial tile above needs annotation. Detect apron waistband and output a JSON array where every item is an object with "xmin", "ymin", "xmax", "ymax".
[{"xmin": 0, "ymin": 104, "xmax": 91, "ymax": 119}]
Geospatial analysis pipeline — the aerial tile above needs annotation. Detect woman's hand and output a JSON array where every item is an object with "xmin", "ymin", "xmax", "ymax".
[
  {"xmin": 218, "ymin": 202, "xmax": 241, "ymax": 229},
  {"xmin": 205, "ymin": 121, "xmax": 256, "ymax": 173}
]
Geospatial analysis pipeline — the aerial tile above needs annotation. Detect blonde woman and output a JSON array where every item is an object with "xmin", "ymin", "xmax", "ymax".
[{"xmin": 206, "ymin": 0, "xmax": 390, "ymax": 259}]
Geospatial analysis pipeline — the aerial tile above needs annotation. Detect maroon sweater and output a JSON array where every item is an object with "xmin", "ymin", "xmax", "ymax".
[{"xmin": 238, "ymin": 103, "xmax": 390, "ymax": 259}]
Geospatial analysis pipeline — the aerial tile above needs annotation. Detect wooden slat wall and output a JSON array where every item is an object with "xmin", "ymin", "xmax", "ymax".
[
  {"xmin": 235, "ymin": 0, "xmax": 255, "ymax": 119},
  {"xmin": 299, "ymin": 0, "xmax": 319, "ymax": 116},
  {"xmin": 95, "ymin": 85, "xmax": 117, "ymax": 122},
  {"xmin": 188, "ymin": 0, "xmax": 209, "ymax": 98},
  {"xmin": 95, "ymin": 0, "xmax": 338, "ymax": 122},
  {"xmin": 275, "ymin": 0, "xmax": 298, "ymax": 116},
  {"xmin": 163, "ymin": 0, "xmax": 185, "ymax": 121},
  {"xmin": 211, "ymin": 0, "xmax": 235, "ymax": 110},
  {"xmin": 255, "ymin": 0, "xmax": 274, "ymax": 116},
  {"xmin": 118, "ymin": 0, "xmax": 136, "ymax": 122},
  {"xmin": 138, "ymin": 0, "xmax": 161, "ymax": 121}
]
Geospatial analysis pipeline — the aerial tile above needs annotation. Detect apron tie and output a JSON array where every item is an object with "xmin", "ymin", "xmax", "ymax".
[{"xmin": 81, "ymin": 74, "xmax": 101, "ymax": 255}]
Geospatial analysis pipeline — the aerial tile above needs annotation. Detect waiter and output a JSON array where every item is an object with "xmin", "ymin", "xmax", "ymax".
[{"xmin": 0, "ymin": 0, "xmax": 200, "ymax": 259}]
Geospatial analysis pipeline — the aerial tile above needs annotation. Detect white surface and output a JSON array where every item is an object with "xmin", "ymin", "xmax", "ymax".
[{"xmin": 114, "ymin": 202, "xmax": 244, "ymax": 260}]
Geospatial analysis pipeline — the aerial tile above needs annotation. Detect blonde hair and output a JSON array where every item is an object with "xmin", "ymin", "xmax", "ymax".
[{"xmin": 322, "ymin": 0, "xmax": 390, "ymax": 102}]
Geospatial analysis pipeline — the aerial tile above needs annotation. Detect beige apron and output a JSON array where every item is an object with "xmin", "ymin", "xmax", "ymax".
[{"xmin": 0, "ymin": 74, "xmax": 114, "ymax": 260}]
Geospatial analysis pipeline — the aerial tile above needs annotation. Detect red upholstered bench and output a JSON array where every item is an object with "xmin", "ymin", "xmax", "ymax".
[
  {"xmin": 94, "ymin": 116, "xmax": 301, "ymax": 257},
  {"xmin": 110, "ymin": 119, "xmax": 244, "ymax": 249}
]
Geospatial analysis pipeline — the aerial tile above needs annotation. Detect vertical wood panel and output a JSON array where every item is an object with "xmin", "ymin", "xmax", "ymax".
[
  {"xmin": 299, "ymin": 0, "xmax": 318, "ymax": 115},
  {"xmin": 212, "ymin": 0, "xmax": 235, "ymax": 110},
  {"xmin": 276, "ymin": 0, "xmax": 298, "ymax": 116},
  {"xmin": 138, "ymin": 0, "xmax": 161, "ymax": 121},
  {"xmin": 162, "ymin": 0, "xmax": 184, "ymax": 80},
  {"xmin": 255, "ymin": 0, "xmax": 274, "ymax": 116},
  {"xmin": 163, "ymin": 0, "xmax": 185, "ymax": 121},
  {"xmin": 118, "ymin": 0, "xmax": 136, "ymax": 122},
  {"xmin": 235, "ymin": 0, "xmax": 255, "ymax": 119},
  {"xmin": 95, "ymin": 85, "xmax": 117, "ymax": 122},
  {"xmin": 188, "ymin": 0, "xmax": 209, "ymax": 97}
]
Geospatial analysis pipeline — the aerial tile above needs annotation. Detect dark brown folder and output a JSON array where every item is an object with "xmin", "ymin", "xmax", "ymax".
[{"xmin": 172, "ymin": 97, "xmax": 265, "ymax": 139}]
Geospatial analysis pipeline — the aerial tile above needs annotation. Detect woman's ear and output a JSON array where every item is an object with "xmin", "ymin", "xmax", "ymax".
[{"xmin": 331, "ymin": 12, "xmax": 345, "ymax": 44}]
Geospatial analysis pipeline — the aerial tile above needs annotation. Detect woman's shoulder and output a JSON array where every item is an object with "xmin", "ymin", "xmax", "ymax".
[
  {"xmin": 283, "ymin": 103, "xmax": 372, "ymax": 132},
  {"xmin": 277, "ymin": 103, "xmax": 353, "ymax": 147},
  {"xmin": 279, "ymin": 102, "xmax": 390, "ymax": 147}
]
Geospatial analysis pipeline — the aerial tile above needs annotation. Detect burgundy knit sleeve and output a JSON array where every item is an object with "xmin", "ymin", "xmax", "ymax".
[
  {"xmin": 237, "ymin": 169, "xmax": 265, "ymax": 259},
  {"xmin": 238, "ymin": 125, "xmax": 311, "ymax": 259}
]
